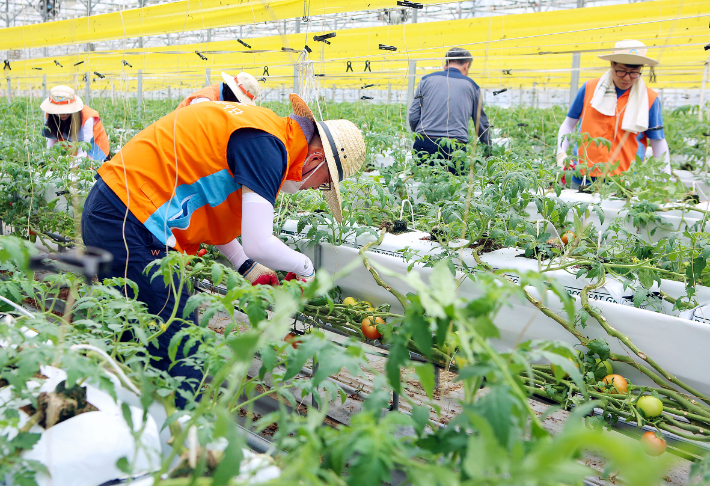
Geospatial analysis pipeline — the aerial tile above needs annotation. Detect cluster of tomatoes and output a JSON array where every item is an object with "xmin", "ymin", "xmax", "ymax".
[{"xmin": 341, "ymin": 296, "xmax": 386, "ymax": 340}]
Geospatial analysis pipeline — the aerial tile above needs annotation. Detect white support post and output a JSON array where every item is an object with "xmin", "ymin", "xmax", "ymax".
[
  {"xmin": 568, "ymin": 0, "xmax": 584, "ymax": 107},
  {"xmin": 168, "ymin": 86, "xmax": 172, "ymax": 101},
  {"xmin": 406, "ymin": 60, "xmax": 417, "ymax": 131},
  {"xmin": 6, "ymin": 77, "xmax": 10, "ymax": 102},
  {"xmin": 205, "ymin": 68, "xmax": 211, "ymax": 87},
  {"xmin": 293, "ymin": 65, "xmax": 299, "ymax": 95},
  {"xmin": 532, "ymin": 82, "xmax": 537, "ymax": 109},
  {"xmin": 387, "ymin": 83, "xmax": 392, "ymax": 104},
  {"xmin": 110, "ymin": 78, "xmax": 115, "ymax": 102},
  {"xmin": 699, "ymin": 55, "xmax": 710, "ymax": 122},
  {"xmin": 85, "ymin": 72, "xmax": 91, "ymax": 104},
  {"xmin": 42, "ymin": 74, "xmax": 47, "ymax": 101},
  {"xmin": 137, "ymin": 70, "xmax": 143, "ymax": 114},
  {"xmin": 332, "ymin": 83, "xmax": 336, "ymax": 102}
]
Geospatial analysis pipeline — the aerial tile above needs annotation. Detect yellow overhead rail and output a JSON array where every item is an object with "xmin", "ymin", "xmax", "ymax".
[
  {"xmin": 5, "ymin": 0, "xmax": 710, "ymax": 92},
  {"xmin": 0, "ymin": 0, "xmax": 445, "ymax": 51}
]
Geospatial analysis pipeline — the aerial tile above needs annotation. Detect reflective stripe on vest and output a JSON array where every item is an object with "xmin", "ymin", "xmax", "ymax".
[
  {"xmin": 578, "ymin": 78, "xmax": 658, "ymax": 176},
  {"xmin": 176, "ymin": 84, "xmax": 222, "ymax": 109},
  {"xmin": 98, "ymin": 102, "xmax": 308, "ymax": 254}
]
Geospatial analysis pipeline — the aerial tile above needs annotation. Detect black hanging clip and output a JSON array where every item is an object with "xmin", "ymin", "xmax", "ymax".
[
  {"xmin": 360, "ymin": 96, "xmax": 373, "ymax": 100},
  {"xmin": 379, "ymin": 44, "xmax": 397, "ymax": 52},
  {"xmin": 237, "ymin": 39, "xmax": 252, "ymax": 49},
  {"xmin": 122, "ymin": 60, "xmax": 132, "ymax": 68},
  {"xmin": 54, "ymin": 60, "xmax": 63, "ymax": 67},
  {"xmin": 32, "ymin": 67, "xmax": 42, "ymax": 70},
  {"xmin": 313, "ymin": 32, "xmax": 336, "ymax": 45},
  {"xmin": 29, "ymin": 247, "xmax": 113, "ymax": 285},
  {"xmin": 258, "ymin": 77, "xmax": 266, "ymax": 82},
  {"xmin": 74, "ymin": 60, "xmax": 84, "ymax": 66},
  {"xmin": 315, "ymin": 73, "xmax": 325, "ymax": 77},
  {"xmin": 362, "ymin": 83, "xmax": 375, "ymax": 89},
  {"xmin": 502, "ymin": 69, "xmax": 512, "ymax": 75},
  {"xmin": 346, "ymin": 61, "xmax": 353, "ymax": 72},
  {"xmin": 3, "ymin": 60, "xmax": 10, "ymax": 71},
  {"xmin": 304, "ymin": 45, "xmax": 312, "ymax": 53},
  {"xmin": 262, "ymin": 66, "xmax": 270, "ymax": 76},
  {"xmin": 364, "ymin": 61, "xmax": 372, "ymax": 72},
  {"xmin": 195, "ymin": 50, "xmax": 208, "ymax": 60},
  {"xmin": 705, "ymin": 43, "xmax": 710, "ymax": 51},
  {"xmin": 493, "ymin": 88, "xmax": 507, "ymax": 96},
  {"xmin": 281, "ymin": 47, "xmax": 299, "ymax": 53},
  {"xmin": 94, "ymin": 71, "xmax": 105, "ymax": 79},
  {"xmin": 397, "ymin": 0, "xmax": 423, "ymax": 8}
]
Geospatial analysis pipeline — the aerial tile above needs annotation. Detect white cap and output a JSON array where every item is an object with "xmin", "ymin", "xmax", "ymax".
[{"xmin": 221, "ymin": 72, "xmax": 260, "ymax": 105}]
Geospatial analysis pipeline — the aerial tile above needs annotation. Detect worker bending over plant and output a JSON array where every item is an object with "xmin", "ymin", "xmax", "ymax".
[
  {"xmin": 41, "ymin": 85, "xmax": 110, "ymax": 161},
  {"xmin": 556, "ymin": 40, "xmax": 671, "ymax": 187},
  {"xmin": 81, "ymin": 95, "xmax": 365, "ymax": 408},
  {"xmin": 177, "ymin": 71, "xmax": 260, "ymax": 108}
]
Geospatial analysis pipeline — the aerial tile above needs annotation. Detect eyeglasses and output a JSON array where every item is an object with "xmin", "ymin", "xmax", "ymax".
[{"xmin": 614, "ymin": 70, "xmax": 642, "ymax": 79}]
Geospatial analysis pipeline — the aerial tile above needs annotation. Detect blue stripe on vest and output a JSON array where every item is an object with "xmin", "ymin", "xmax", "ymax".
[
  {"xmin": 143, "ymin": 169, "xmax": 241, "ymax": 245},
  {"xmin": 88, "ymin": 139, "xmax": 107, "ymax": 162}
]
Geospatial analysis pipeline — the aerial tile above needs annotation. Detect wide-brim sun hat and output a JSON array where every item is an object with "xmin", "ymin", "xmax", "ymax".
[
  {"xmin": 289, "ymin": 94, "xmax": 366, "ymax": 223},
  {"xmin": 40, "ymin": 85, "xmax": 84, "ymax": 115},
  {"xmin": 598, "ymin": 39, "xmax": 658, "ymax": 67},
  {"xmin": 221, "ymin": 71, "xmax": 260, "ymax": 106}
]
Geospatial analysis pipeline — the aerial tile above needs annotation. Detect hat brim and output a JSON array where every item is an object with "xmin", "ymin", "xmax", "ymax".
[
  {"xmin": 598, "ymin": 53, "xmax": 658, "ymax": 67},
  {"xmin": 221, "ymin": 72, "xmax": 256, "ymax": 106},
  {"xmin": 289, "ymin": 93, "xmax": 344, "ymax": 222},
  {"xmin": 41, "ymin": 95, "xmax": 83, "ymax": 115}
]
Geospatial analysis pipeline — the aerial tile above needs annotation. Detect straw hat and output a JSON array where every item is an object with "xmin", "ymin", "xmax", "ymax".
[
  {"xmin": 221, "ymin": 72, "xmax": 260, "ymax": 105},
  {"xmin": 40, "ymin": 85, "xmax": 84, "ymax": 114},
  {"xmin": 598, "ymin": 40, "xmax": 658, "ymax": 67},
  {"xmin": 290, "ymin": 94, "xmax": 366, "ymax": 223}
]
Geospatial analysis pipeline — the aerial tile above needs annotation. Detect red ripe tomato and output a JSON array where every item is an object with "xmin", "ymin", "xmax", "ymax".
[
  {"xmin": 284, "ymin": 333, "xmax": 301, "ymax": 349},
  {"xmin": 640, "ymin": 431, "xmax": 666, "ymax": 456},
  {"xmin": 361, "ymin": 317, "xmax": 384, "ymax": 340},
  {"xmin": 197, "ymin": 248, "xmax": 208, "ymax": 257}
]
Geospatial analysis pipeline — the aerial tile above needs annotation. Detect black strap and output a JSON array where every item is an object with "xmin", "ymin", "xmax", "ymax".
[
  {"xmin": 238, "ymin": 259, "xmax": 255, "ymax": 276},
  {"xmin": 317, "ymin": 122, "xmax": 343, "ymax": 182}
]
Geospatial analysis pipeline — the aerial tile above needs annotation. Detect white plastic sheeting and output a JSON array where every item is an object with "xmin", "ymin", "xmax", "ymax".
[{"xmin": 281, "ymin": 221, "xmax": 710, "ymax": 397}]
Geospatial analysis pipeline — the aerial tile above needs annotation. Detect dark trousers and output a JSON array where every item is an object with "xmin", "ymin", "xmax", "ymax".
[
  {"xmin": 82, "ymin": 178, "xmax": 202, "ymax": 409},
  {"xmin": 413, "ymin": 136, "xmax": 468, "ymax": 175}
]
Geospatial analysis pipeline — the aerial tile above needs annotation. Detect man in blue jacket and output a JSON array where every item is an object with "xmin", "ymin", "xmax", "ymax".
[{"xmin": 408, "ymin": 47, "xmax": 491, "ymax": 174}]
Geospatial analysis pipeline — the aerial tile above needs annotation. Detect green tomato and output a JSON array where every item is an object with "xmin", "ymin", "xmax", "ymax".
[
  {"xmin": 637, "ymin": 395, "xmax": 664, "ymax": 418},
  {"xmin": 595, "ymin": 358, "xmax": 613, "ymax": 376}
]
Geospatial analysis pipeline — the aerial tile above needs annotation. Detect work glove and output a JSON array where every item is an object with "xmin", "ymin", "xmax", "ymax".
[
  {"xmin": 238, "ymin": 259, "xmax": 279, "ymax": 286},
  {"xmin": 284, "ymin": 270, "xmax": 315, "ymax": 283},
  {"xmin": 556, "ymin": 152, "xmax": 567, "ymax": 169}
]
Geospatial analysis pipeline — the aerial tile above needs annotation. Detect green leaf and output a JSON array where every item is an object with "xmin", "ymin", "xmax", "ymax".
[
  {"xmin": 226, "ymin": 331, "xmax": 261, "ymax": 362},
  {"xmin": 413, "ymin": 362, "xmax": 436, "ymax": 400},
  {"xmin": 587, "ymin": 339, "xmax": 610, "ymax": 361},
  {"xmin": 211, "ymin": 263, "xmax": 224, "ymax": 287},
  {"xmin": 116, "ymin": 457, "xmax": 131, "ymax": 474}
]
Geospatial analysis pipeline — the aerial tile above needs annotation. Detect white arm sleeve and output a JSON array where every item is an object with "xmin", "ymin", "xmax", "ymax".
[
  {"xmin": 557, "ymin": 117, "xmax": 579, "ymax": 155},
  {"xmin": 190, "ymin": 97, "xmax": 211, "ymax": 105},
  {"xmin": 241, "ymin": 192, "xmax": 314, "ymax": 276},
  {"xmin": 46, "ymin": 138, "xmax": 57, "ymax": 149},
  {"xmin": 649, "ymin": 138, "xmax": 671, "ymax": 174},
  {"xmin": 216, "ymin": 238, "xmax": 249, "ymax": 268}
]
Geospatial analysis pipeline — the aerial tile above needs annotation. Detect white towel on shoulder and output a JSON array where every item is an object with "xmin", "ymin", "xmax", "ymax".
[{"xmin": 590, "ymin": 69, "xmax": 649, "ymax": 134}]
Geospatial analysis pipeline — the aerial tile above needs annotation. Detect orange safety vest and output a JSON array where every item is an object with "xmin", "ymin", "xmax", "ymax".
[
  {"xmin": 176, "ymin": 84, "xmax": 221, "ymax": 109},
  {"xmin": 578, "ymin": 78, "xmax": 658, "ymax": 176},
  {"xmin": 97, "ymin": 102, "xmax": 308, "ymax": 255},
  {"xmin": 81, "ymin": 106, "xmax": 110, "ymax": 159}
]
